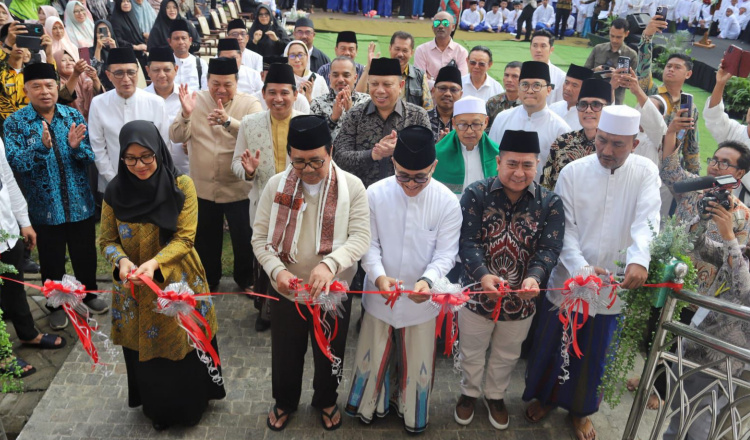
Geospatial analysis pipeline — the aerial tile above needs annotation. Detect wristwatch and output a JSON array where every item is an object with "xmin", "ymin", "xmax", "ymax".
[
  {"xmin": 222, "ymin": 116, "xmax": 231, "ymax": 129},
  {"xmin": 417, "ymin": 276, "xmax": 433, "ymax": 289}
]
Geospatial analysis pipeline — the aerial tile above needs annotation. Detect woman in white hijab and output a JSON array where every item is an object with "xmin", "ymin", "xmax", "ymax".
[
  {"xmin": 132, "ymin": 0, "xmax": 157, "ymax": 38},
  {"xmin": 45, "ymin": 16, "xmax": 81, "ymax": 59},
  {"xmin": 283, "ymin": 40, "xmax": 328, "ymax": 104},
  {"xmin": 64, "ymin": 1, "xmax": 95, "ymax": 48}
]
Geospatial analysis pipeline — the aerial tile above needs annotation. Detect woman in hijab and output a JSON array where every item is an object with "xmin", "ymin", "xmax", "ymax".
[
  {"xmin": 55, "ymin": 50, "xmax": 103, "ymax": 120},
  {"xmin": 64, "ymin": 1, "xmax": 94, "ymax": 47},
  {"xmin": 246, "ymin": 4, "xmax": 289, "ymax": 56},
  {"xmin": 90, "ymin": 19, "xmax": 116, "ymax": 90},
  {"xmin": 45, "ymin": 17, "xmax": 80, "ymax": 59},
  {"xmin": 109, "ymin": 0, "xmax": 148, "ymax": 76},
  {"xmin": 85, "ymin": 0, "xmax": 109, "ymax": 21},
  {"xmin": 99, "ymin": 120, "xmax": 226, "ymax": 431},
  {"xmin": 132, "ymin": 0, "xmax": 156, "ymax": 39},
  {"xmin": 147, "ymin": 0, "xmax": 200, "ymax": 52},
  {"xmin": 283, "ymin": 40, "xmax": 327, "ymax": 103},
  {"xmin": 9, "ymin": 0, "xmax": 45, "ymax": 21},
  {"xmin": 36, "ymin": 5, "xmax": 59, "ymax": 26}
]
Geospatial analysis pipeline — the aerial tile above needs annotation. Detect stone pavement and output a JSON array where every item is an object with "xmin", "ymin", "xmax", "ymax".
[{"xmin": 13, "ymin": 278, "xmax": 658, "ymax": 440}]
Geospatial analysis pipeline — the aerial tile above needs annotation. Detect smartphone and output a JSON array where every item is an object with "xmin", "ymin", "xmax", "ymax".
[
  {"xmin": 16, "ymin": 35, "xmax": 41, "ymax": 52},
  {"xmin": 680, "ymin": 93, "xmax": 693, "ymax": 113},
  {"xmin": 617, "ymin": 56, "xmax": 630, "ymax": 71},
  {"xmin": 97, "ymin": 27, "xmax": 109, "ymax": 38},
  {"xmin": 22, "ymin": 23, "xmax": 44, "ymax": 36},
  {"xmin": 309, "ymin": 72, "xmax": 317, "ymax": 82},
  {"xmin": 656, "ymin": 6, "xmax": 668, "ymax": 20},
  {"xmin": 78, "ymin": 47, "xmax": 91, "ymax": 64}
]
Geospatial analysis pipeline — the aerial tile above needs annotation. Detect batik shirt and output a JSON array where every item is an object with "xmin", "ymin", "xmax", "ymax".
[
  {"xmin": 0, "ymin": 52, "xmax": 30, "ymax": 137},
  {"xmin": 485, "ymin": 92, "xmax": 520, "ymax": 132},
  {"xmin": 310, "ymin": 88, "xmax": 370, "ymax": 140},
  {"xmin": 428, "ymin": 107, "xmax": 453, "ymax": 144},
  {"xmin": 460, "ymin": 177, "xmax": 565, "ymax": 321},
  {"xmin": 541, "ymin": 129, "xmax": 595, "ymax": 190}
]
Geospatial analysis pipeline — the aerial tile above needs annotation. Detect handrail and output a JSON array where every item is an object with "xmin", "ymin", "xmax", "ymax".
[{"xmin": 672, "ymin": 289, "xmax": 750, "ymax": 324}]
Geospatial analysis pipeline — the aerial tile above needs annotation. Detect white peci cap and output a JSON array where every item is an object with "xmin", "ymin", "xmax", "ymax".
[
  {"xmin": 453, "ymin": 96, "xmax": 487, "ymax": 117},
  {"xmin": 598, "ymin": 105, "xmax": 641, "ymax": 136}
]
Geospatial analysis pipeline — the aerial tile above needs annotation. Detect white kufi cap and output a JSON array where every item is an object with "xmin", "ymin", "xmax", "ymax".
[
  {"xmin": 598, "ymin": 105, "xmax": 641, "ymax": 136},
  {"xmin": 453, "ymin": 96, "xmax": 487, "ymax": 117}
]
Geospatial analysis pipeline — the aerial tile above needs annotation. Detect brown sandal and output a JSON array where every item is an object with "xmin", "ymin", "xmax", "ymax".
[
  {"xmin": 570, "ymin": 415, "xmax": 596, "ymax": 440},
  {"xmin": 524, "ymin": 400, "xmax": 555, "ymax": 423}
]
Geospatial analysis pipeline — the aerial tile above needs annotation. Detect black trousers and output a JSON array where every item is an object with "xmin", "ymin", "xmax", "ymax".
[
  {"xmin": 35, "ymin": 217, "xmax": 99, "ymax": 311},
  {"xmin": 271, "ymin": 287, "xmax": 352, "ymax": 413},
  {"xmin": 195, "ymin": 198, "xmax": 253, "ymax": 289},
  {"xmin": 0, "ymin": 240, "xmax": 37, "ymax": 341},
  {"xmin": 515, "ymin": 4, "xmax": 535, "ymax": 40},
  {"xmin": 555, "ymin": 8, "xmax": 571, "ymax": 37}
]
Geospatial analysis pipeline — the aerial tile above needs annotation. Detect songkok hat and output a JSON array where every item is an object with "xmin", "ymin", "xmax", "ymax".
[
  {"xmin": 208, "ymin": 57, "xmax": 238, "ymax": 75},
  {"xmin": 288, "ymin": 115, "xmax": 332, "ymax": 150},
  {"xmin": 263, "ymin": 56, "xmax": 288, "ymax": 70},
  {"xmin": 227, "ymin": 18, "xmax": 246, "ymax": 31},
  {"xmin": 566, "ymin": 64, "xmax": 593, "ymax": 81},
  {"xmin": 499, "ymin": 130, "xmax": 540, "ymax": 154},
  {"xmin": 337, "ymin": 31, "xmax": 357, "ymax": 44},
  {"xmin": 579, "ymin": 78, "xmax": 612, "ymax": 103},
  {"xmin": 435, "ymin": 64, "xmax": 462, "ymax": 86},
  {"xmin": 469, "ymin": 0, "xmax": 478, "ymax": 4},
  {"xmin": 169, "ymin": 19, "xmax": 190, "ymax": 35},
  {"xmin": 265, "ymin": 63, "xmax": 296, "ymax": 85},
  {"xmin": 368, "ymin": 58, "xmax": 401, "ymax": 76},
  {"xmin": 23, "ymin": 62, "xmax": 57, "ymax": 81},
  {"xmin": 148, "ymin": 46, "xmax": 175, "ymax": 63},
  {"xmin": 106, "ymin": 47, "xmax": 137, "ymax": 66},
  {"xmin": 218, "ymin": 38, "xmax": 241, "ymax": 52},
  {"xmin": 453, "ymin": 96, "xmax": 487, "ymax": 116},
  {"xmin": 393, "ymin": 125, "xmax": 436, "ymax": 170},
  {"xmin": 598, "ymin": 105, "xmax": 641, "ymax": 136},
  {"xmin": 519, "ymin": 60, "xmax": 550, "ymax": 83},
  {"xmin": 295, "ymin": 17, "xmax": 314, "ymax": 28}
]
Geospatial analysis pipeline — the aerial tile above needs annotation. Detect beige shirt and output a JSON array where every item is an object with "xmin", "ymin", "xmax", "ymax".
[{"xmin": 170, "ymin": 91, "xmax": 262, "ymax": 203}]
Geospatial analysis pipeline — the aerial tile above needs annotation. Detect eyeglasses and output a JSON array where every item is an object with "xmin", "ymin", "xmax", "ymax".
[
  {"xmin": 294, "ymin": 29, "xmax": 314, "ymax": 36},
  {"xmin": 73, "ymin": 8, "xmax": 86, "ymax": 14},
  {"xmin": 576, "ymin": 100, "xmax": 605, "ymax": 112},
  {"xmin": 288, "ymin": 53, "xmax": 306, "ymax": 61},
  {"xmin": 394, "ymin": 165, "xmax": 434, "ymax": 183},
  {"xmin": 436, "ymin": 85, "xmax": 462, "ymax": 94},
  {"xmin": 257, "ymin": 12, "xmax": 270, "ymax": 16},
  {"xmin": 433, "ymin": 19, "xmax": 451, "ymax": 28},
  {"xmin": 109, "ymin": 69, "xmax": 138, "ymax": 79},
  {"xmin": 455, "ymin": 122, "xmax": 484, "ymax": 131},
  {"xmin": 122, "ymin": 153, "xmax": 156, "ymax": 166},
  {"xmin": 469, "ymin": 60, "xmax": 488, "ymax": 68},
  {"xmin": 707, "ymin": 157, "xmax": 739, "ymax": 170},
  {"xmin": 519, "ymin": 81, "xmax": 549, "ymax": 92},
  {"xmin": 291, "ymin": 158, "xmax": 326, "ymax": 170},
  {"xmin": 228, "ymin": 31, "xmax": 248, "ymax": 38}
]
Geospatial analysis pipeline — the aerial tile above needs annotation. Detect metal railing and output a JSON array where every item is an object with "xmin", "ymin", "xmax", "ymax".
[{"xmin": 622, "ymin": 284, "xmax": 750, "ymax": 440}]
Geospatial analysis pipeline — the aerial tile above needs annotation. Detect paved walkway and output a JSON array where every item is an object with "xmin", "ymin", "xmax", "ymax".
[{"xmin": 13, "ymin": 278, "xmax": 657, "ymax": 439}]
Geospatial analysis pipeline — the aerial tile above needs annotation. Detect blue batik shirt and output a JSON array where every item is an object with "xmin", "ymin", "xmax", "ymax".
[{"xmin": 4, "ymin": 104, "xmax": 95, "ymax": 226}]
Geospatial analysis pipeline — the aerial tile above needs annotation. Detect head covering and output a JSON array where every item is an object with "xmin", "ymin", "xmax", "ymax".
[
  {"xmin": 0, "ymin": 4, "xmax": 14, "ymax": 26},
  {"xmin": 37, "ymin": 6, "xmax": 59, "ymax": 26},
  {"xmin": 131, "ymin": 0, "xmax": 157, "ymax": 37},
  {"xmin": 148, "ymin": 46, "xmax": 174, "ymax": 63},
  {"xmin": 208, "ymin": 57, "xmax": 238, "ymax": 75},
  {"xmin": 263, "ymin": 56, "xmax": 288, "ymax": 70},
  {"xmin": 283, "ymin": 40, "xmax": 312, "ymax": 79},
  {"xmin": 336, "ymin": 31, "xmax": 357, "ymax": 45},
  {"xmin": 64, "ymin": 1, "xmax": 95, "ymax": 48},
  {"xmin": 247, "ymin": 4, "xmax": 290, "ymax": 57},
  {"xmin": 453, "ymin": 96, "xmax": 487, "ymax": 116},
  {"xmin": 435, "ymin": 65, "xmax": 462, "ymax": 86},
  {"xmin": 85, "ymin": 0, "xmax": 109, "ymax": 22},
  {"xmin": 499, "ymin": 130, "xmax": 540, "ymax": 154},
  {"xmin": 288, "ymin": 115, "xmax": 332, "ymax": 150},
  {"xmin": 8, "ymin": 0, "xmax": 40, "ymax": 21},
  {"xmin": 45, "ymin": 17, "xmax": 80, "ymax": 62},
  {"xmin": 368, "ymin": 58, "xmax": 401, "ymax": 76},
  {"xmin": 103, "ymin": 120, "xmax": 185, "ymax": 246},
  {"xmin": 295, "ymin": 17, "xmax": 314, "ymax": 29},
  {"xmin": 169, "ymin": 18, "xmax": 190, "ymax": 35},
  {"xmin": 110, "ymin": 0, "xmax": 146, "ymax": 49},
  {"xmin": 649, "ymin": 94, "xmax": 668, "ymax": 116},
  {"xmin": 90, "ymin": 19, "xmax": 114, "ymax": 65},
  {"xmin": 24, "ymin": 62, "xmax": 57, "ymax": 81},
  {"xmin": 107, "ymin": 47, "xmax": 138, "ymax": 66},
  {"xmin": 519, "ymin": 61, "xmax": 550, "ymax": 83},
  {"xmin": 598, "ymin": 105, "xmax": 641, "ymax": 136},
  {"xmin": 218, "ymin": 38, "xmax": 241, "ymax": 53},
  {"xmin": 265, "ymin": 63, "xmax": 296, "ymax": 85},
  {"xmin": 147, "ymin": 0, "xmax": 200, "ymax": 52},
  {"xmin": 579, "ymin": 78, "xmax": 612, "ymax": 104},
  {"xmin": 566, "ymin": 64, "xmax": 593, "ymax": 81},
  {"xmin": 227, "ymin": 18, "xmax": 245, "ymax": 32},
  {"xmin": 393, "ymin": 125, "xmax": 436, "ymax": 170}
]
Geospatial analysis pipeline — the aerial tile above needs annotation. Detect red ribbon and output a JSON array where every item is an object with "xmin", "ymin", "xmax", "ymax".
[
  {"xmin": 384, "ymin": 281, "xmax": 404, "ymax": 309},
  {"xmin": 490, "ymin": 280, "xmax": 510, "ymax": 322},
  {"xmin": 432, "ymin": 290, "xmax": 471, "ymax": 356},
  {"xmin": 559, "ymin": 275, "xmax": 601, "ymax": 359},
  {"xmin": 42, "ymin": 280, "xmax": 102, "ymax": 366},
  {"xmin": 291, "ymin": 279, "xmax": 348, "ymax": 362}
]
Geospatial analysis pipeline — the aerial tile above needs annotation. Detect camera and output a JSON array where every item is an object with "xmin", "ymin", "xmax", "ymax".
[
  {"xmin": 673, "ymin": 175, "xmax": 737, "ymax": 214},
  {"xmin": 698, "ymin": 189, "xmax": 733, "ymax": 214}
]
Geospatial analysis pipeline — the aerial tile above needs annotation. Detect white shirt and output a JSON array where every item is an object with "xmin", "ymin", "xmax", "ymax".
[
  {"xmin": 0, "ymin": 140, "xmax": 29, "ymax": 252},
  {"xmin": 633, "ymin": 99, "xmax": 671, "ymax": 218},
  {"xmin": 738, "ymin": 11, "xmax": 750, "ymax": 29},
  {"xmin": 237, "ymin": 65, "xmax": 264, "ymax": 95},
  {"xmin": 548, "ymin": 154, "xmax": 662, "ymax": 315},
  {"xmin": 675, "ymin": 0, "xmax": 693, "ymax": 19},
  {"xmin": 461, "ymin": 8, "xmax": 483, "ymax": 26},
  {"xmin": 242, "ymin": 48, "xmax": 263, "ymax": 72},
  {"xmin": 547, "ymin": 61, "xmax": 567, "ymax": 105},
  {"xmin": 253, "ymin": 90, "xmax": 311, "ymax": 114},
  {"xmin": 461, "ymin": 73, "xmax": 505, "ymax": 102},
  {"xmin": 690, "ymin": 3, "xmax": 713, "ymax": 24},
  {"xmin": 506, "ymin": 9, "xmax": 520, "ymax": 26},
  {"xmin": 702, "ymin": 99, "xmax": 750, "ymax": 206},
  {"xmin": 489, "ymin": 105, "xmax": 571, "ymax": 178},
  {"xmin": 89, "ymin": 89, "xmax": 169, "ymax": 192},
  {"xmin": 500, "ymin": 6, "xmax": 510, "ymax": 20},
  {"xmin": 174, "ymin": 54, "xmax": 209, "ymax": 92},
  {"xmin": 719, "ymin": 13, "xmax": 741, "ymax": 38},
  {"xmin": 532, "ymin": 4, "xmax": 555, "ymax": 27},
  {"xmin": 145, "ymin": 83, "xmax": 189, "ymax": 175},
  {"xmin": 461, "ymin": 143, "xmax": 484, "ymax": 196},
  {"xmin": 485, "ymin": 9, "xmax": 503, "ymax": 27},
  {"xmin": 361, "ymin": 177, "xmax": 462, "ymax": 329},
  {"xmin": 549, "ymin": 100, "xmax": 582, "ymax": 131}
]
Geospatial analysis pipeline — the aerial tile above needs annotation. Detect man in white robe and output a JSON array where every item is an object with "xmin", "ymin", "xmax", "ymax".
[
  {"xmin": 217, "ymin": 39, "xmax": 264, "ymax": 95},
  {"xmin": 460, "ymin": 0, "xmax": 484, "ymax": 30},
  {"xmin": 226, "ymin": 18, "xmax": 264, "ymax": 72},
  {"xmin": 719, "ymin": 7, "xmax": 742, "ymax": 38},
  {"xmin": 529, "ymin": 29, "xmax": 566, "ymax": 104},
  {"xmin": 532, "ymin": 0, "xmax": 556, "ymax": 29},
  {"xmin": 170, "ymin": 20, "xmax": 208, "ymax": 92},
  {"xmin": 549, "ymin": 64, "xmax": 594, "ymax": 131}
]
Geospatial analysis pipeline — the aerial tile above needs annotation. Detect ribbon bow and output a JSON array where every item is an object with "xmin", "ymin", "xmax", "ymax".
[
  {"xmin": 490, "ymin": 279, "xmax": 511, "ymax": 322},
  {"xmin": 430, "ymin": 278, "xmax": 472, "ymax": 356},
  {"xmin": 385, "ymin": 280, "xmax": 405, "ymax": 309}
]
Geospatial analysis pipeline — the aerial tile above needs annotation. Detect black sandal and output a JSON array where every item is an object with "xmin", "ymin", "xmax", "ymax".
[
  {"xmin": 0, "ymin": 357, "xmax": 36, "ymax": 378},
  {"xmin": 320, "ymin": 404, "xmax": 342, "ymax": 431},
  {"xmin": 266, "ymin": 405, "xmax": 291, "ymax": 431},
  {"xmin": 22, "ymin": 333, "xmax": 66, "ymax": 350}
]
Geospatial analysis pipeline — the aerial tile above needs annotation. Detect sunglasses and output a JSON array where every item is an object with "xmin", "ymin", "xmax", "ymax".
[{"xmin": 433, "ymin": 19, "xmax": 451, "ymax": 28}]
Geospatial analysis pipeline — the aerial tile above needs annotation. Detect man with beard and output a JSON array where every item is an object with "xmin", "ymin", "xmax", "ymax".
[
  {"xmin": 429, "ymin": 65, "xmax": 463, "ymax": 143},
  {"xmin": 311, "ymin": 56, "xmax": 370, "ymax": 140}
]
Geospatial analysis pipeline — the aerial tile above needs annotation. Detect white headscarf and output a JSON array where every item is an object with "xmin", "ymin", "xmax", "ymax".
[{"xmin": 64, "ymin": 1, "xmax": 95, "ymax": 48}]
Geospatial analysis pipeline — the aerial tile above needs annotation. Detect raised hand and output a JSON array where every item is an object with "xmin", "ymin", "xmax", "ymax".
[
  {"xmin": 241, "ymin": 149, "xmax": 260, "ymax": 177},
  {"xmin": 716, "ymin": 58, "xmax": 733, "ymax": 84},
  {"xmin": 253, "ymin": 30, "xmax": 263, "ymax": 44},
  {"xmin": 178, "ymin": 84, "xmax": 197, "ymax": 118},
  {"xmin": 265, "ymin": 30, "xmax": 279, "ymax": 41},
  {"xmin": 41, "ymin": 121, "xmax": 52, "ymax": 148},
  {"xmin": 73, "ymin": 59, "xmax": 88, "ymax": 76},
  {"xmin": 207, "ymin": 98, "xmax": 229, "ymax": 126},
  {"xmin": 68, "ymin": 122, "xmax": 86, "ymax": 149}
]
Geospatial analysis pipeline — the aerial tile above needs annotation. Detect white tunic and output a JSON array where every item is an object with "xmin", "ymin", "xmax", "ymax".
[
  {"xmin": 88, "ymin": 89, "xmax": 169, "ymax": 192},
  {"xmin": 242, "ymin": 48, "xmax": 263, "ymax": 72},
  {"xmin": 461, "ymin": 73, "xmax": 505, "ymax": 102},
  {"xmin": 361, "ymin": 177, "xmax": 462, "ymax": 329},
  {"xmin": 237, "ymin": 65, "xmax": 264, "ymax": 95},
  {"xmin": 532, "ymin": 4, "xmax": 555, "ymax": 27},
  {"xmin": 547, "ymin": 61, "xmax": 566, "ymax": 105},
  {"xmin": 549, "ymin": 100, "xmax": 582, "ymax": 131},
  {"xmin": 548, "ymin": 154, "xmax": 662, "ymax": 315},
  {"xmin": 702, "ymin": 99, "xmax": 750, "ymax": 206},
  {"xmin": 484, "ymin": 10, "xmax": 503, "ymax": 27},
  {"xmin": 488, "ymin": 105, "xmax": 571, "ymax": 178},
  {"xmin": 633, "ymin": 98, "xmax": 671, "ymax": 218},
  {"xmin": 0, "ymin": 140, "xmax": 29, "ymax": 252},
  {"xmin": 145, "ymin": 83, "xmax": 189, "ymax": 175},
  {"xmin": 174, "ymin": 54, "xmax": 209, "ymax": 92},
  {"xmin": 719, "ymin": 13, "xmax": 741, "ymax": 39},
  {"xmin": 461, "ymin": 8, "xmax": 483, "ymax": 26},
  {"xmin": 461, "ymin": 143, "xmax": 485, "ymax": 197}
]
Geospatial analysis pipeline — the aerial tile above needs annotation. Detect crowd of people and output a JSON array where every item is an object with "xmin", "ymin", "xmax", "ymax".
[{"xmin": 0, "ymin": 1, "xmax": 747, "ymax": 439}]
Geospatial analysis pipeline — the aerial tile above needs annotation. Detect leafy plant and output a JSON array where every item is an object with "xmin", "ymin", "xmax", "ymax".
[
  {"xmin": 723, "ymin": 76, "xmax": 750, "ymax": 117},
  {"xmin": 0, "ymin": 229, "xmax": 23, "ymax": 393},
  {"xmin": 599, "ymin": 217, "xmax": 696, "ymax": 407},
  {"xmin": 652, "ymin": 31, "xmax": 693, "ymax": 80}
]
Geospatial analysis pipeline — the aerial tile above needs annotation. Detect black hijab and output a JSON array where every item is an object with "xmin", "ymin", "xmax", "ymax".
[
  {"xmin": 147, "ymin": 0, "xmax": 201, "ymax": 52},
  {"xmin": 104, "ymin": 120, "xmax": 185, "ymax": 245},
  {"xmin": 109, "ymin": 0, "xmax": 146, "ymax": 49},
  {"xmin": 89, "ymin": 19, "xmax": 115, "ymax": 90},
  {"xmin": 246, "ymin": 4, "xmax": 289, "ymax": 56}
]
